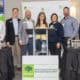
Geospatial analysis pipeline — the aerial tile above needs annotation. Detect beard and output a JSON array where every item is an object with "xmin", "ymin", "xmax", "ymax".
[{"xmin": 64, "ymin": 13, "xmax": 69, "ymax": 17}]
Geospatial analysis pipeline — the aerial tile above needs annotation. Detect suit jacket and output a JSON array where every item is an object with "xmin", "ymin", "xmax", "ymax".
[
  {"xmin": 18, "ymin": 19, "xmax": 34, "ymax": 45},
  {"xmin": 5, "ymin": 18, "xmax": 21, "ymax": 45}
]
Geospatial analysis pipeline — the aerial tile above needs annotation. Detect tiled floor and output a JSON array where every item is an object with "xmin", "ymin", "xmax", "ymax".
[{"xmin": 13, "ymin": 70, "xmax": 22, "ymax": 80}]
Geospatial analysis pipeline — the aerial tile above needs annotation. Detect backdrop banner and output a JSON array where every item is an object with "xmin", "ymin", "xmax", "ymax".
[{"xmin": 22, "ymin": 1, "xmax": 70, "ymax": 23}]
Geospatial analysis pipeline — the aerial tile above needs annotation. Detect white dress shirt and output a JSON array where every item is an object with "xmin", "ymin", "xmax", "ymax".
[
  {"xmin": 13, "ymin": 18, "xmax": 18, "ymax": 36},
  {"xmin": 26, "ymin": 19, "xmax": 34, "ymax": 38}
]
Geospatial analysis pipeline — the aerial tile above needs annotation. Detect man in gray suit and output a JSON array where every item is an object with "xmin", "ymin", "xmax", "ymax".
[{"xmin": 19, "ymin": 10, "xmax": 34, "ymax": 55}]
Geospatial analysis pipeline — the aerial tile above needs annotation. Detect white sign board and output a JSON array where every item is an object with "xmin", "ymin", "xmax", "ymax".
[
  {"xmin": 22, "ymin": 1, "xmax": 70, "ymax": 23},
  {"xmin": 22, "ymin": 56, "xmax": 59, "ymax": 80}
]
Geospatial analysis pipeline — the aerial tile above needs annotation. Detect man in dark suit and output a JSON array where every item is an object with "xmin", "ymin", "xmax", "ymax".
[{"xmin": 5, "ymin": 8, "xmax": 21, "ymax": 71}]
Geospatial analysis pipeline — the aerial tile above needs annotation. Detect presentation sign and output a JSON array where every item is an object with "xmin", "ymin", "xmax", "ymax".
[
  {"xmin": 22, "ymin": 1, "xmax": 70, "ymax": 22},
  {"xmin": 22, "ymin": 56, "xmax": 59, "ymax": 80}
]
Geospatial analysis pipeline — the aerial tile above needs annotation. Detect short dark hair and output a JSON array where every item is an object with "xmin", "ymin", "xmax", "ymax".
[
  {"xmin": 12, "ymin": 8, "xmax": 19, "ymax": 11},
  {"xmin": 51, "ymin": 13, "xmax": 58, "ymax": 20},
  {"xmin": 63, "ymin": 7, "xmax": 70, "ymax": 10}
]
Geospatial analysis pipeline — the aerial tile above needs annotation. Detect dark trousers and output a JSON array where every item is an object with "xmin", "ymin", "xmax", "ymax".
[
  {"xmin": 48, "ymin": 42, "xmax": 61, "ymax": 68},
  {"xmin": 21, "ymin": 45, "xmax": 27, "ymax": 56},
  {"xmin": 21, "ymin": 38, "xmax": 33, "ymax": 56},
  {"xmin": 36, "ymin": 39, "xmax": 42, "ymax": 51},
  {"xmin": 36, "ymin": 39, "xmax": 46, "ymax": 51},
  {"xmin": 48, "ymin": 42, "xmax": 61, "ymax": 55}
]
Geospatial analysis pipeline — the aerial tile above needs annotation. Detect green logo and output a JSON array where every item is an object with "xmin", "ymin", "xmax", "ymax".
[
  {"xmin": 0, "ymin": 14, "xmax": 5, "ymax": 21},
  {"xmin": 24, "ymin": 6, "xmax": 27, "ymax": 10},
  {"xmin": 25, "ymin": 66, "xmax": 33, "ymax": 72},
  {"xmin": 41, "ymin": 8, "xmax": 44, "ymax": 11},
  {"xmin": 22, "ymin": 64, "xmax": 34, "ymax": 78}
]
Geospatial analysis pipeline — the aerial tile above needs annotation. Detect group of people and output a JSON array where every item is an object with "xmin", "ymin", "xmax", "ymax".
[{"xmin": 0, "ymin": 6, "xmax": 79, "ymax": 79}]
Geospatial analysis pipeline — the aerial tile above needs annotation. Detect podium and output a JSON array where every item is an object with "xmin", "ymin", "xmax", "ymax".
[
  {"xmin": 25, "ymin": 28, "xmax": 56, "ymax": 55},
  {"xmin": 26, "ymin": 29, "xmax": 34, "ymax": 34},
  {"xmin": 35, "ymin": 28, "xmax": 48, "ymax": 55}
]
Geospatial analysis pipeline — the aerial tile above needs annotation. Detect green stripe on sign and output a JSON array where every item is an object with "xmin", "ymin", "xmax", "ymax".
[{"xmin": 0, "ymin": 14, "xmax": 5, "ymax": 21}]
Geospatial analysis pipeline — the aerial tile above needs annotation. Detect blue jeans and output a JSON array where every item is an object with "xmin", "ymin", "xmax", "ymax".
[
  {"xmin": 20, "ymin": 45, "xmax": 27, "ymax": 56},
  {"xmin": 21, "ymin": 38, "xmax": 33, "ymax": 56},
  {"xmin": 36, "ymin": 39, "xmax": 42, "ymax": 51},
  {"xmin": 36, "ymin": 39, "xmax": 46, "ymax": 51}
]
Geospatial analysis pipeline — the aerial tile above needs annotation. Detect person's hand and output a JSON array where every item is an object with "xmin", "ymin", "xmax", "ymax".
[
  {"xmin": 67, "ymin": 38, "xmax": 72, "ymax": 44},
  {"xmin": 68, "ymin": 38, "xmax": 72, "ymax": 41},
  {"xmin": 56, "ymin": 42, "xmax": 61, "ymax": 49},
  {"xmin": 19, "ymin": 40, "xmax": 24, "ymax": 45},
  {"xmin": 6, "ymin": 42, "xmax": 11, "ymax": 47}
]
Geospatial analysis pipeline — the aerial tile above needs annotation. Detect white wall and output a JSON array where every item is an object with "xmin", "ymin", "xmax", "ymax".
[
  {"xmin": 71, "ymin": 0, "xmax": 80, "ymax": 22},
  {"xmin": 4, "ymin": 0, "xmax": 22, "ymax": 19},
  {"xmin": 4, "ymin": 0, "xmax": 68, "ymax": 19}
]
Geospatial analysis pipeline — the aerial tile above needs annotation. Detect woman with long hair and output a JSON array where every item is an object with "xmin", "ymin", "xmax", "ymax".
[{"xmin": 36, "ymin": 12, "xmax": 48, "ymax": 54}]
